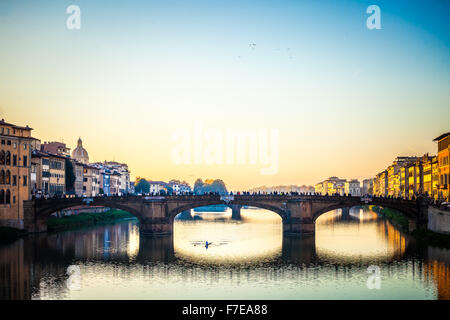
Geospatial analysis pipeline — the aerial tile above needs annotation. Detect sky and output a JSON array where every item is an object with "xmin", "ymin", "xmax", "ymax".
[{"xmin": 0, "ymin": 0, "xmax": 449, "ymax": 190}]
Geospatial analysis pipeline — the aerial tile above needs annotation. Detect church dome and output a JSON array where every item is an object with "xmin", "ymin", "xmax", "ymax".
[{"xmin": 72, "ymin": 137, "xmax": 89, "ymax": 163}]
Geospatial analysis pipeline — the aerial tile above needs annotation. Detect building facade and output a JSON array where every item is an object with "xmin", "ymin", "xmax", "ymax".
[
  {"xmin": 373, "ymin": 171, "xmax": 388, "ymax": 197},
  {"xmin": 434, "ymin": 133, "xmax": 450, "ymax": 201},
  {"xmin": 72, "ymin": 160, "xmax": 84, "ymax": 196},
  {"xmin": 102, "ymin": 161, "xmax": 130, "ymax": 194},
  {"xmin": 0, "ymin": 119, "xmax": 34, "ymax": 229},
  {"xmin": 31, "ymin": 150, "xmax": 49, "ymax": 196},
  {"xmin": 344, "ymin": 179, "xmax": 361, "ymax": 196},
  {"xmin": 362, "ymin": 178, "xmax": 373, "ymax": 195},
  {"xmin": 110, "ymin": 171, "xmax": 121, "ymax": 195},
  {"xmin": 83, "ymin": 164, "xmax": 99, "ymax": 197},
  {"xmin": 314, "ymin": 177, "xmax": 347, "ymax": 196},
  {"xmin": 48, "ymin": 154, "xmax": 66, "ymax": 196},
  {"xmin": 421, "ymin": 154, "xmax": 438, "ymax": 199},
  {"xmin": 101, "ymin": 169, "xmax": 111, "ymax": 195}
]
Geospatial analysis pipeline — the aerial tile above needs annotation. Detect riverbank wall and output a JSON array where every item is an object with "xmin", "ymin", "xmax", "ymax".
[{"xmin": 428, "ymin": 207, "xmax": 450, "ymax": 235}]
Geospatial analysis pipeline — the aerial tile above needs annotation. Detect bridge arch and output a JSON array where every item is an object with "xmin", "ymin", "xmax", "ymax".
[
  {"xmin": 311, "ymin": 200, "xmax": 419, "ymax": 224},
  {"xmin": 168, "ymin": 200, "xmax": 288, "ymax": 221},
  {"xmin": 32, "ymin": 198, "xmax": 145, "ymax": 232},
  {"xmin": 230, "ymin": 201, "xmax": 288, "ymax": 221},
  {"xmin": 168, "ymin": 200, "xmax": 225, "ymax": 220}
]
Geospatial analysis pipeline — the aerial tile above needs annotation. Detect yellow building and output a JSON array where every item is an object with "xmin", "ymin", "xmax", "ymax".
[
  {"xmin": 399, "ymin": 166, "xmax": 408, "ymax": 198},
  {"xmin": 420, "ymin": 154, "xmax": 438, "ymax": 199},
  {"xmin": 314, "ymin": 182, "xmax": 324, "ymax": 195},
  {"xmin": 408, "ymin": 165, "xmax": 418, "ymax": 199},
  {"xmin": 433, "ymin": 133, "xmax": 450, "ymax": 201},
  {"xmin": 0, "ymin": 119, "xmax": 34, "ymax": 229},
  {"xmin": 373, "ymin": 174, "xmax": 380, "ymax": 196},
  {"xmin": 379, "ymin": 171, "xmax": 388, "ymax": 197},
  {"xmin": 432, "ymin": 157, "xmax": 439, "ymax": 199},
  {"xmin": 387, "ymin": 164, "xmax": 401, "ymax": 197},
  {"xmin": 314, "ymin": 177, "xmax": 346, "ymax": 195}
]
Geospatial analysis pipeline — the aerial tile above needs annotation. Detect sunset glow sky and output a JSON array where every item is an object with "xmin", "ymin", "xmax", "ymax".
[{"xmin": 1, "ymin": 0, "xmax": 449, "ymax": 190}]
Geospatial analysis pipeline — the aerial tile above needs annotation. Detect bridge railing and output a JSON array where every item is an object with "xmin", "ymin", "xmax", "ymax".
[{"xmin": 30, "ymin": 193, "xmax": 421, "ymax": 206}]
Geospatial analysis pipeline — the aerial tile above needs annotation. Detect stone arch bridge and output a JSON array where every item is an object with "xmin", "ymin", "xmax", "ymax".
[{"xmin": 23, "ymin": 195, "xmax": 428, "ymax": 235}]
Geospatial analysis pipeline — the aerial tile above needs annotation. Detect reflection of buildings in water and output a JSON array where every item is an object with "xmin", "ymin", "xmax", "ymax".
[
  {"xmin": 0, "ymin": 239, "xmax": 31, "ymax": 299},
  {"xmin": 423, "ymin": 247, "xmax": 450, "ymax": 300},
  {"xmin": 173, "ymin": 210, "xmax": 282, "ymax": 265},
  {"xmin": 0, "ymin": 221, "xmax": 143, "ymax": 300},
  {"xmin": 375, "ymin": 216, "xmax": 406, "ymax": 259},
  {"xmin": 45, "ymin": 221, "xmax": 138, "ymax": 261},
  {"xmin": 315, "ymin": 208, "xmax": 407, "ymax": 263}
]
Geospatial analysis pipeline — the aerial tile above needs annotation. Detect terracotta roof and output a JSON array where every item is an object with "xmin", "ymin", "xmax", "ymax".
[
  {"xmin": 31, "ymin": 150, "xmax": 49, "ymax": 158},
  {"xmin": 433, "ymin": 132, "xmax": 450, "ymax": 142},
  {"xmin": 0, "ymin": 119, "xmax": 33, "ymax": 130},
  {"xmin": 82, "ymin": 163, "xmax": 99, "ymax": 170},
  {"xmin": 32, "ymin": 150, "xmax": 69, "ymax": 160},
  {"xmin": 44, "ymin": 152, "xmax": 69, "ymax": 160}
]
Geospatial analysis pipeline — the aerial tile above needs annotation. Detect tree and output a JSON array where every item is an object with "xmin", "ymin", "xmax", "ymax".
[
  {"xmin": 65, "ymin": 159, "xmax": 76, "ymax": 192},
  {"xmin": 134, "ymin": 178, "xmax": 150, "ymax": 193},
  {"xmin": 193, "ymin": 178, "xmax": 227, "ymax": 195},
  {"xmin": 193, "ymin": 179, "xmax": 204, "ymax": 195}
]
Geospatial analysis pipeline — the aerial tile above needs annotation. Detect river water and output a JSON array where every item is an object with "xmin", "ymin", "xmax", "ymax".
[{"xmin": 0, "ymin": 207, "xmax": 449, "ymax": 300}]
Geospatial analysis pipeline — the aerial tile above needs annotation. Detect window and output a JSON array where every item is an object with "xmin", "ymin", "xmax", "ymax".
[
  {"xmin": 0, "ymin": 170, "xmax": 4, "ymax": 184},
  {"xmin": 13, "ymin": 142, "xmax": 16, "ymax": 149},
  {"xmin": 23, "ymin": 176, "xmax": 27, "ymax": 186},
  {"xmin": 5, "ymin": 151, "xmax": 10, "ymax": 165},
  {"xmin": 0, "ymin": 150, "xmax": 4, "ymax": 165},
  {"xmin": 5, "ymin": 171, "xmax": 10, "ymax": 184},
  {"xmin": 12, "ymin": 175, "xmax": 16, "ymax": 186},
  {"xmin": 24, "ymin": 143, "xmax": 27, "ymax": 150},
  {"xmin": 13, "ymin": 155, "xmax": 17, "ymax": 166},
  {"xmin": 7, "ymin": 140, "xmax": 11, "ymax": 146},
  {"xmin": 0, "ymin": 190, "xmax": 3, "ymax": 204},
  {"xmin": 1, "ymin": 140, "xmax": 4, "ymax": 145},
  {"xmin": 5, "ymin": 190, "xmax": 10, "ymax": 204},
  {"xmin": 23, "ymin": 156, "xmax": 27, "ymax": 167},
  {"xmin": 13, "ymin": 196, "xmax": 15, "ymax": 204}
]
